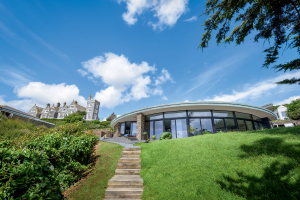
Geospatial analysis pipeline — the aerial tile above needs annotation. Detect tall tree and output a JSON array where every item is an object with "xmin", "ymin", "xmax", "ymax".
[{"xmin": 199, "ymin": 0, "xmax": 300, "ymax": 84}]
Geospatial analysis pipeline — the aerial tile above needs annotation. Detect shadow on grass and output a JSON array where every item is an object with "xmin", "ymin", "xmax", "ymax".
[{"xmin": 217, "ymin": 137, "xmax": 300, "ymax": 199}]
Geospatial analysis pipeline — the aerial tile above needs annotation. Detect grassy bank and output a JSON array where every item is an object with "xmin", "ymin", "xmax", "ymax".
[
  {"xmin": 136, "ymin": 126, "xmax": 300, "ymax": 199},
  {"xmin": 66, "ymin": 142, "xmax": 123, "ymax": 199}
]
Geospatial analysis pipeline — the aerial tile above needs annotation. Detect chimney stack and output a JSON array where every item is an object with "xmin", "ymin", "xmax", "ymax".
[
  {"xmin": 75, "ymin": 100, "xmax": 78, "ymax": 104},
  {"xmin": 57, "ymin": 102, "xmax": 61, "ymax": 107},
  {"xmin": 47, "ymin": 103, "xmax": 50, "ymax": 107},
  {"xmin": 63, "ymin": 102, "xmax": 66, "ymax": 106}
]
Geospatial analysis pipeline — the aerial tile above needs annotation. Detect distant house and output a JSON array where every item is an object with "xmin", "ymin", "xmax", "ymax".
[
  {"xmin": 274, "ymin": 105, "xmax": 289, "ymax": 120},
  {"xmin": 106, "ymin": 112, "xmax": 117, "ymax": 121},
  {"xmin": 31, "ymin": 94, "xmax": 100, "ymax": 121}
]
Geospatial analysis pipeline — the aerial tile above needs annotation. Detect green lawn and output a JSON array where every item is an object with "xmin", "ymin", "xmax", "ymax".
[
  {"xmin": 136, "ymin": 127, "xmax": 300, "ymax": 200},
  {"xmin": 67, "ymin": 141, "xmax": 123, "ymax": 200}
]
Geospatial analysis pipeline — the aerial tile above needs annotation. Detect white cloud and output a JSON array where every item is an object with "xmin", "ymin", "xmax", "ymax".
[
  {"xmin": 274, "ymin": 95, "xmax": 300, "ymax": 105},
  {"xmin": 184, "ymin": 100, "xmax": 189, "ymax": 102},
  {"xmin": 184, "ymin": 15, "xmax": 197, "ymax": 21},
  {"xmin": 162, "ymin": 96, "xmax": 168, "ymax": 100},
  {"xmin": 203, "ymin": 71, "xmax": 300, "ymax": 103},
  {"xmin": 0, "ymin": 82, "xmax": 87, "ymax": 112},
  {"xmin": 118, "ymin": 0, "xmax": 189, "ymax": 30},
  {"xmin": 0, "ymin": 66, "xmax": 32, "ymax": 87},
  {"xmin": 77, "ymin": 69, "xmax": 88, "ymax": 77},
  {"xmin": 154, "ymin": 68, "xmax": 173, "ymax": 85},
  {"xmin": 80, "ymin": 53, "xmax": 173, "ymax": 108}
]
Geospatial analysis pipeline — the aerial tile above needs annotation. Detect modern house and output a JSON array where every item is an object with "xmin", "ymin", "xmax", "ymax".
[
  {"xmin": 274, "ymin": 105, "xmax": 289, "ymax": 120},
  {"xmin": 110, "ymin": 101, "xmax": 277, "ymax": 141}
]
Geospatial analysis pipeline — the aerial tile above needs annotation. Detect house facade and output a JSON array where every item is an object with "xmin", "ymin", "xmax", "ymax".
[
  {"xmin": 29, "ymin": 95, "xmax": 100, "ymax": 121},
  {"xmin": 274, "ymin": 105, "xmax": 289, "ymax": 120}
]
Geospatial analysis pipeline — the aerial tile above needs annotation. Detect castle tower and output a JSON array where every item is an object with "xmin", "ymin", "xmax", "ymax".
[{"xmin": 86, "ymin": 94, "xmax": 100, "ymax": 121}]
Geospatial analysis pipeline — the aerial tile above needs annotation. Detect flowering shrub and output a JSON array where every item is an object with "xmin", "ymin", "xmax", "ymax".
[{"xmin": 0, "ymin": 122, "xmax": 98, "ymax": 199}]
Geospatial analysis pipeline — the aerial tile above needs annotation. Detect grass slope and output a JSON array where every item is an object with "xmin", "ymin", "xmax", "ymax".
[
  {"xmin": 137, "ymin": 127, "xmax": 300, "ymax": 200},
  {"xmin": 67, "ymin": 142, "xmax": 123, "ymax": 200}
]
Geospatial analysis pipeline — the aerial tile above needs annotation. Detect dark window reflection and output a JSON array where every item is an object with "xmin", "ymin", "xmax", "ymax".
[
  {"xmin": 214, "ymin": 118, "xmax": 226, "ymax": 132},
  {"xmin": 146, "ymin": 114, "xmax": 163, "ymax": 120},
  {"xmin": 165, "ymin": 119, "xmax": 176, "ymax": 138},
  {"xmin": 235, "ymin": 112, "xmax": 252, "ymax": 119},
  {"xmin": 245, "ymin": 121, "xmax": 253, "ymax": 131},
  {"xmin": 213, "ymin": 111, "xmax": 234, "ymax": 117},
  {"xmin": 237, "ymin": 120, "xmax": 246, "ymax": 131},
  {"xmin": 225, "ymin": 119, "xmax": 237, "ymax": 132},
  {"xmin": 253, "ymin": 115, "xmax": 262, "ymax": 122},
  {"xmin": 254, "ymin": 122, "xmax": 260, "ymax": 130},
  {"xmin": 201, "ymin": 119, "xmax": 213, "ymax": 133},
  {"xmin": 150, "ymin": 121, "xmax": 154, "ymax": 139}
]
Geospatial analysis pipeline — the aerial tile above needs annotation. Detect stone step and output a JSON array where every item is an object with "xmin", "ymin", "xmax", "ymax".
[
  {"xmin": 105, "ymin": 188, "xmax": 143, "ymax": 199},
  {"xmin": 123, "ymin": 148, "xmax": 141, "ymax": 151},
  {"xmin": 122, "ymin": 150, "xmax": 141, "ymax": 154},
  {"xmin": 115, "ymin": 169, "xmax": 141, "ymax": 175},
  {"xmin": 117, "ymin": 163, "xmax": 141, "ymax": 169},
  {"xmin": 118, "ymin": 158, "xmax": 141, "ymax": 164},
  {"xmin": 108, "ymin": 176, "xmax": 143, "ymax": 188},
  {"xmin": 104, "ymin": 199, "xmax": 141, "ymax": 200},
  {"xmin": 121, "ymin": 154, "xmax": 140, "ymax": 158}
]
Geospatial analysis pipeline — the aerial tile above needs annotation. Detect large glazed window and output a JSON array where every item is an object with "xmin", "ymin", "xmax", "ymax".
[
  {"xmin": 164, "ymin": 111, "xmax": 186, "ymax": 118},
  {"xmin": 131, "ymin": 122, "xmax": 137, "ymax": 136},
  {"xmin": 235, "ymin": 112, "xmax": 252, "ymax": 119},
  {"xmin": 237, "ymin": 120, "xmax": 246, "ymax": 131},
  {"xmin": 214, "ymin": 118, "xmax": 226, "ymax": 132},
  {"xmin": 245, "ymin": 121, "xmax": 254, "ymax": 131},
  {"xmin": 154, "ymin": 120, "xmax": 163, "ymax": 139},
  {"xmin": 188, "ymin": 110, "xmax": 211, "ymax": 117},
  {"xmin": 175, "ymin": 119, "xmax": 188, "ymax": 138},
  {"xmin": 253, "ymin": 115, "xmax": 262, "ymax": 122},
  {"xmin": 120, "ymin": 123, "xmax": 125, "ymax": 135},
  {"xmin": 201, "ymin": 119, "xmax": 213, "ymax": 133},
  {"xmin": 225, "ymin": 119, "xmax": 237, "ymax": 132},
  {"xmin": 146, "ymin": 113, "xmax": 163, "ymax": 120},
  {"xmin": 213, "ymin": 111, "xmax": 234, "ymax": 118},
  {"xmin": 189, "ymin": 118, "xmax": 202, "ymax": 136}
]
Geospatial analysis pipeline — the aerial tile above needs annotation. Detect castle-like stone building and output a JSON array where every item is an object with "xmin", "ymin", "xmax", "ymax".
[{"xmin": 28, "ymin": 95, "xmax": 100, "ymax": 121}]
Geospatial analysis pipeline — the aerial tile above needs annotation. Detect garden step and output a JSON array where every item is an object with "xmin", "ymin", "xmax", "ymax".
[
  {"xmin": 117, "ymin": 163, "xmax": 141, "ymax": 169},
  {"xmin": 123, "ymin": 148, "xmax": 141, "ymax": 151},
  {"xmin": 121, "ymin": 154, "xmax": 140, "ymax": 158},
  {"xmin": 122, "ymin": 150, "xmax": 141, "ymax": 154},
  {"xmin": 104, "ymin": 188, "xmax": 143, "ymax": 199},
  {"xmin": 108, "ymin": 175, "xmax": 143, "ymax": 188},
  {"xmin": 118, "ymin": 158, "xmax": 141, "ymax": 164},
  {"xmin": 115, "ymin": 169, "xmax": 141, "ymax": 175}
]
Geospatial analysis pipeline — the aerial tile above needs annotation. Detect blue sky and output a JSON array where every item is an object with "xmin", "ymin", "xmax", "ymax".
[{"xmin": 0, "ymin": 0, "xmax": 299, "ymax": 120}]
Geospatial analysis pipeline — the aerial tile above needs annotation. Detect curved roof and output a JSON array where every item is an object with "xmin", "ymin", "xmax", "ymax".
[{"xmin": 111, "ymin": 101, "xmax": 277, "ymax": 127}]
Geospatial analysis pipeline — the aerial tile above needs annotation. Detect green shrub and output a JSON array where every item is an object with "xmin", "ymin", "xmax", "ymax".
[
  {"xmin": 93, "ymin": 120, "xmax": 100, "ymax": 124},
  {"xmin": 160, "ymin": 132, "xmax": 172, "ymax": 140},
  {"xmin": 287, "ymin": 99, "xmax": 300, "ymax": 120},
  {"xmin": 0, "ymin": 121, "xmax": 98, "ymax": 199},
  {"xmin": 152, "ymin": 135, "xmax": 156, "ymax": 140}
]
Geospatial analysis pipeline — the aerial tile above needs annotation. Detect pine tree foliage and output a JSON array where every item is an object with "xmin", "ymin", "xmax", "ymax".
[{"xmin": 200, "ymin": 0, "xmax": 300, "ymax": 84}]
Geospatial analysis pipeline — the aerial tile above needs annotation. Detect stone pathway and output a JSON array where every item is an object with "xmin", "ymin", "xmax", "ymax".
[
  {"xmin": 104, "ymin": 147, "xmax": 143, "ymax": 200},
  {"xmin": 100, "ymin": 137, "xmax": 145, "ymax": 148}
]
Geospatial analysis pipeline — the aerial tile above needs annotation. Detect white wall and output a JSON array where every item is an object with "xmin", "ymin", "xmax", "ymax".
[{"xmin": 274, "ymin": 105, "xmax": 289, "ymax": 120}]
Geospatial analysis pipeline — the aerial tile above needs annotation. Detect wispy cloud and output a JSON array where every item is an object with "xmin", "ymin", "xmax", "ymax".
[
  {"xmin": 162, "ymin": 96, "xmax": 168, "ymax": 100},
  {"xmin": 202, "ymin": 71, "xmax": 300, "ymax": 103},
  {"xmin": 184, "ymin": 16, "xmax": 197, "ymax": 21},
  {"xmin": 274, "ymin": 95, "xmax": 300, "ymax": 105},
  {"xmin": 0, "ymin": 65, "xmax": 32, "ymax": 87}
]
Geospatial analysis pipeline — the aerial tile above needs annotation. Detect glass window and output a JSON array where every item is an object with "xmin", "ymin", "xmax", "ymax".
[
  {"xmin": 131, "ymin": 122, "xmax": 137, "ymax": 136},
  {"xmin": 120, "ymin": 123, "xmax": 125, "ymax": 135},
  {"xmin": 253, "ymin": 115, "xmax": 262, "ymax": 122},
  {"xmin": 143, "ymin": 122, "xmax": 150, "ymax": 140},
  {"xmin": 254, "ymin": 122, "xmax": 260, "ymax": 130},
  {"xmin": 245, "ymin": 121, "xmax": 254, "ymax": 131},
  {"xmin": 213, "ymin": 111, "xmax": 234, "ymax": 118},
  {"xmin": 282, "ymin": 111, "xmax": 286, "ymax": 117},
  {"xmin": 125, "ymin": 122, "xmax": 131, "ymax": 135},
  {"xmin": 225, "ymin": 119, "xmax": 237, "ymax": 132},
  {"xmin": 258, "ymin": 123, "xmax": 265, "ymax": 129},
  {"xmin": 176, "ymin": 119, "xmax": 188, "ymax": 138},
  {"xmin": 235, "ymin": 112, "xmax": 252, "ymax": 119},
  {"xmin": 164, "ymin": 111, "xmax": 186, "ymax": 118},
  {"xmin": 189, "ymin": 119, "xmax": 202, "ymax": 136},
  {"xmin": 146, "ymin": 113, "xmax": 163, "ymax": 120},
  {"xmin": 237, "ymin": 120, "xmax": 247, "ymax": 131},
  {"xmin": 164, "ymin": 119, "xmax": 177, "ymax": 139},
  {"xmin": 201, "ymin": 119, "xmax": 213, "ymax": 133},
  {"xmin": 188, "ymin": 110, "xmax": 211, "ymax": 117},
  {"xmin": 150, "ymin": 121, "xmax": 154, "ymax": 139},
  {"xmin": 214, "ymin": 118, "xmax": 226, "ymax": 132},
  {"xmin": 154, "ymin": 120, "xmax": 163, "ymax": 139}
]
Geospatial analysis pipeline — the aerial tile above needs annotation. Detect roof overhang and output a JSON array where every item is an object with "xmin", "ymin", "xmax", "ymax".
[{"xmin": 111, "ymin": 101, "xmax": 277, "ymax": 127}]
